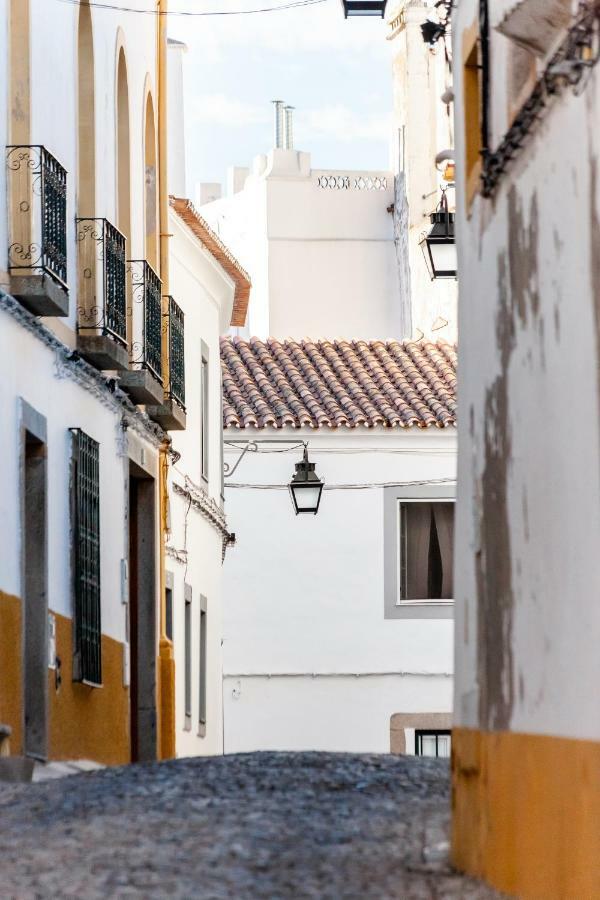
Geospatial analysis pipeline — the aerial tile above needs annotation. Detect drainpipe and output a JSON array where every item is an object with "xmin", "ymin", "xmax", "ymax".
[{"xmin": 157, "ymin": 0, "xmax": 176, "ymax": 761}]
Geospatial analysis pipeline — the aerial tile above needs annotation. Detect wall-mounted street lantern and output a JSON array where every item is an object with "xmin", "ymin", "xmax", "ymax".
[
  {"xmin": 421, "ymin": 191, "xmax": 457, "ymax": 280},
  {"xmin": 289, "ymin": 446, "xmax": 324, "ymax": 515},
  {"xmin": 340, "ymin": 0, "xmax": 388, "ymax": 18}
]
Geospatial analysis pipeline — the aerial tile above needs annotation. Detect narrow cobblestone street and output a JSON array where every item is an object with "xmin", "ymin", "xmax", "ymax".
[{"xmin": 0, "ymin": 753, "xmax": 497, "ymax": 899}]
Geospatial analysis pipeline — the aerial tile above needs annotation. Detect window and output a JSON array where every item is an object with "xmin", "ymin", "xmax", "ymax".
[
  {"xmin": 415, "ymin": 730, "xmax": 452, "ymax": 759},
  {"xmin": 184, "ymin": 583, "xmax": 192, "ymax": 727},
  {"xmin": 384, "ymin": 486, "xmax": 455, "ymax": 619},
  {"xmin": 70, "ymin": 428, "xmax": 101, "ymax": 685},
  {"xmin": 165, "ymin": 571, "xmax": 173, "ymax": 642},
  {"xmin": 201, "ymin": 342, "xmax": 209, "ymax": 483},
  {"xmin": 198, "ymin": 595, "xmax": 207, "ymax": 734},
  {"xmin": 463, "ymin": 34, "xmax": 483, "ymax": 205},
  {"xmin": 398, "ymin": 501, "xmax": 454, "ymax": 601}
]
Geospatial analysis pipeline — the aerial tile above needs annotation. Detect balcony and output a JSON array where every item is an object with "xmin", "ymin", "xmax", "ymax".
[
  {"xmin": 119, "ymin": 260, "xmax": 164, "ymax": 405},
  {"xmin": 75, "ymin": 218, "xmax": 129, "ymax": 371},
  {"xmin": 6, "ymin": 145, "xmax": 68, "ymax": 316},
  {"xmin": 147, "ymin": 296, "xmax": 186, "ymax": 431}
]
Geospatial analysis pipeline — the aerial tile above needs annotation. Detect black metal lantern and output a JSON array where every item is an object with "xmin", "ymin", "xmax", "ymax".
[
  {"xmin": 341, "ymin": 0, "xmax": 388, "ymax": 18},
  {"xmin": 289, "ymin": 447, "xmax": 324, "ymax": 515},
  {"xmin": 421, "ymin": 192, "xmax": 457, "ymax": 280},
  {"xmin": 420, "ymin": 19, "xmax": 445, "ymax": 45}
]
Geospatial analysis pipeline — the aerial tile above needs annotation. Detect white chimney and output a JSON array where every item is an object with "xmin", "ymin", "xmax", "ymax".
[
  {"xmin": 284, "ymin": 106, "xmax": 294, "ymax": 150},
  {"xmin": 272, "ymin": 100, "xmax": 285, "ymax": 149}
]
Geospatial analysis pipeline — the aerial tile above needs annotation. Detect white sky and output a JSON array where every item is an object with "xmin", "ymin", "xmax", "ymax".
[{"xmin": 167, "ymin": 0, "xmax": 394, "ymax": 195}]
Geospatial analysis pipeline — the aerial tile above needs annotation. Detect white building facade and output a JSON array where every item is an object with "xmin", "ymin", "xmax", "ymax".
[
  {"xmin": 222, "ymin": 421, "xmax": 456, "ymax": 755},
  {"xmin": 450, "ymin": 0, "xmax": 600, "ymax": 894},
  {"xmin": 167, "ymin": 199, "xmax": 250, "ymax": 758},
  {"xmin": 200, "ymin": 145, "xmax": 403, "ymax": 340},
  {"xmin": 0, "ymin": 0, "xmax": 166, "ymax": 766}
]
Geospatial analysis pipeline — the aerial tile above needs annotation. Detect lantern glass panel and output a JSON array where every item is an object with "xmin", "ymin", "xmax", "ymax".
[
  {"xmin": 428, "ymin": 240, "xmax": 457, "ymax": 277},
  {"xmin": 290, "ymin": 482, "xmax": 323, "ymax": 514}
]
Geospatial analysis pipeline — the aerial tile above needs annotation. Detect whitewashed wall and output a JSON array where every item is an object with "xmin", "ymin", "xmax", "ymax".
[
  {"xmin": 167, "ymin": 209, "xmax": 236, "ymax": 756},
  {"xmin": 388, "ymin": 0, "xmax": 458, "ymax": 342},
  {"xmin": 0, "ymin": 308, "xmax": 155, "ymax": 650},
  {"xmin": 452, "ymin": 0, "xmax": 600, "ymax": 740},
  {"xmin": 0, "ymin": 0, "xmax": 8, "ymax": 283},
  {"xmin": 223, "ymin": 428, "xmax": 456, "ymax": 753},
  {"xmin": 24, "ymin": 0, "xmax": 157, "ymax": 337},
  {"xmin": 201, "ymin": 150, "xmax": 402, "ymax": 340}
]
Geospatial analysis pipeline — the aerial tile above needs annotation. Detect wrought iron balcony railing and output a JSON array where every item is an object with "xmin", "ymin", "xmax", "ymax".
[
  {"xmin": 76, "ymin": 218, "xmax": 127, "ymax": 347},
  {"xmin": 128, "ymin": 260, "xmax": 163, "ymax": 383},
  {"xmin": 165, "ymin": 296, "xmax": 186, "ymax": 411},
  {"xmin": 6, "ymin": 145, "xmax": 68, "ymax": 287}
]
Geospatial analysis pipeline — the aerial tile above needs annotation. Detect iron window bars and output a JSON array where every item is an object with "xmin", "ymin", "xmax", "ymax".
[
  {"xmin": 128, "ymin": 259, "xmax": 163, "ymax": 383},
  {"xmin": 164, "ymin": 296, "xmax": 186, "ymax": 411},
  {"xmin": 70, "ymin": 429, "xmax": 102, "ymax": 686},
  {"xmin": 76, "ymin": 218, "xmax": 127, "ymax": 346},
  {"xmin": 6, "ymin": 145, "xmax": 68, "ymax": 287}
]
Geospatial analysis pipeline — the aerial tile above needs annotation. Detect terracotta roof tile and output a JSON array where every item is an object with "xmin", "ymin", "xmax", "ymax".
[
  {"xmin": 170, "ymin": 197, "xmax": 251, "ymax": 327},
  {"xmin": 221, "ymin": 337, "xmax": 457, "ymax": 430}
]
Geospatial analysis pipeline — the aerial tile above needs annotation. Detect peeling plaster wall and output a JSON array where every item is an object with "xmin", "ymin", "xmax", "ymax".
[{"xmin": 453, "ymin": 0, "xmax": 600, "ymax": 741}]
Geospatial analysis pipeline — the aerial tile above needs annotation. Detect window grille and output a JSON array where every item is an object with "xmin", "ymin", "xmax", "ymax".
[{"xmin": 70, "ymin": 429, "xmax": 101, "ymax": 685}]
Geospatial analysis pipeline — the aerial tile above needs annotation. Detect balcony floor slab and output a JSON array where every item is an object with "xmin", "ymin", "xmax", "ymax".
[
  {"xmin": 147, "ymin": 397, "xmax": 187, "ymax": 431},
  {"xmin": 119, "ymin": 369, "xmax": 165, "ymax": 406},
  {"xmin": 10, "ymin": 273, "xmax": 69, "ymax": 317},
  {"xmin": 78, "ymin": 334, "xmax": 129, "ymax": 372}
]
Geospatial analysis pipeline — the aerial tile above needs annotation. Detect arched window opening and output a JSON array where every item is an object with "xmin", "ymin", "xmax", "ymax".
[
  {"xmin": 117, "ymin": 48, "xmax": 131, "ymax": 246},
  {"xmin": 78, "ymin": 1, "xmax": 96, "ymax": 216},
  {"xmin": 144, "ymin": 93, "xmax": 158, "ymax": 272}
]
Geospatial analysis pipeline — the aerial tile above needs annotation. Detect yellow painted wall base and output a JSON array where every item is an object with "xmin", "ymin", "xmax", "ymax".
[
  {"xmin": 159, "ymin": 637, "xmax": 176, "ymax": 759},
  {"xmin": 0, "ymin": 591, "xmax": 23, "ymax": 753},
  {"xmin": 452, "ymin": 727, "xmax": 600, "ymax": 898},
  {"xmin": 49, "ymin": 613, "xmax": 130, "ymax": 765}
]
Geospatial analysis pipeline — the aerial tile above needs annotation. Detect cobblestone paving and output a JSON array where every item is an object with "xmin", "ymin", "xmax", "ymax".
[{"xmin": 0, "ymin": 752, "xmax": 498, "ymax": 899}]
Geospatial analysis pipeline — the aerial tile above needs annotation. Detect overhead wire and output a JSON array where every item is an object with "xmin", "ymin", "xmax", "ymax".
[{"xmin": 57, "ymin": 0, "xmax": 327, "ymax": 15}]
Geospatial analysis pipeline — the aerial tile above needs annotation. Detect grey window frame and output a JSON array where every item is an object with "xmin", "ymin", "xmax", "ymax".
[
  {"xmin": 384, "ymin": 483, "xmax": 455, "ymax": 620},
  {"xmin": 198, "ymin": 594, "xmax": 207, "ymax": 737},
  {"xmin": 201, "ymin": 340, "xmax": 209, "ymax": 485},
  {"xmin": 184, "ymin": 582, "xmax": 192, "ymax": 729}
]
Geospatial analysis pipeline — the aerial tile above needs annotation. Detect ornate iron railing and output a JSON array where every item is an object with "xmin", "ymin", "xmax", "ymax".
[
  {"xmin": 165, "ymin": 296, "xmax": 186, "ymax": 410},
  {"xmin": 76, "ymin": 218, "xmax": 127, "ymax": 346},
  {"xmin": 6, "ymin": 145, "xmax": 68, "ymax": 286},
  {"xmin": 128, "ymin": 260, "xmax": 163, "ymax": 383}
]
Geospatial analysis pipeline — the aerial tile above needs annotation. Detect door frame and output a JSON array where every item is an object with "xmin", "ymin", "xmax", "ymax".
[{"xmin": 19, "ymin": 398, "xmax": 48, "ymax": 761}]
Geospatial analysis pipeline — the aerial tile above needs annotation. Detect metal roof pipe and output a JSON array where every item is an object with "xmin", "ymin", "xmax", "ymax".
[
  {"xmin": 284, "ymin": 106, "xmax": 294, "ymax": 150},
  {"xmin": 272, "ymin": 100, "xmax": 285, "ymax": 149}
]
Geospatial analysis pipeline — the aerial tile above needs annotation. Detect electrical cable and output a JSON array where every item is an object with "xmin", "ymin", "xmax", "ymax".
[
  {"xmin": 56, "ymin": 0, "xmax": 327, "ymax": 16},
  {"xmin": 225, "ymin": 477, "xmax": 456, "ymax": 491}
]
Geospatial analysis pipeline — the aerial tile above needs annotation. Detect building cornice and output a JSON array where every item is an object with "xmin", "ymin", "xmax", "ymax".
[{"xmin": 0, "ymin": 289, "xmax": 167, "ymax": 449}]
